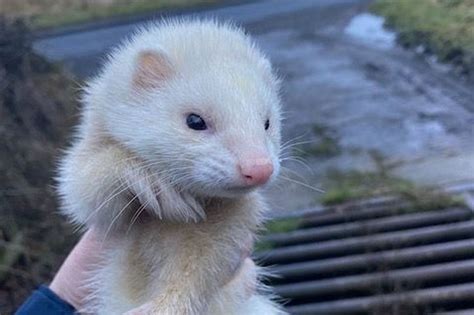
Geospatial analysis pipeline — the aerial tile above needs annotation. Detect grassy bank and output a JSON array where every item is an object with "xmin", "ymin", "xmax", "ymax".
[
  {"xmin": 371, "ymin": 0, "xmax": 474, "ymax": 77},
  {"xmin": 0, "ymin": 17, "xmax": 79, "ymax": 313},
  {"xmin": 0, "ymin": 0, "xmax": 217, "ymax": 29}
]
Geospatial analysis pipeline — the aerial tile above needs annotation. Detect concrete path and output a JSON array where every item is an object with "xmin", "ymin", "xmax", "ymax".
[{"xmin": 34, "ymin": 0, "xmax": 474, "ymax": 213}]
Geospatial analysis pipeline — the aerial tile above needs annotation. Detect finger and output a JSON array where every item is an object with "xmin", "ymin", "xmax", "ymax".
[{"xmin": 49, "ymin": 228, "xmax": 106, "ymax": 310}]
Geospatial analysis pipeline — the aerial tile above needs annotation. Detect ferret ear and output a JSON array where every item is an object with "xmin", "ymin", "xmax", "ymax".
[{"xmin": 133, "ymin": 50, "xmax": 174, "ymax": 90}]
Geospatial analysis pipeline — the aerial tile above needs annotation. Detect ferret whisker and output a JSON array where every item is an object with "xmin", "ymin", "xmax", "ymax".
[
  {"xmin": 82, "ymin": 180, "xmax": 131, "ymax": 224},
  {"xmin": 280, "ymin": 131, "xmax": 312, "ymax": 149},
  {"xmin": 101, "ymin": 191, "xmax": 143, "ymax": 246},
  {"xmin": 271, "ymin": 180, "xmax": 288, "ymax": 193},
  {"xmin": 280, "ymin": 156, "xmax": 314, "ymax": 174},
  {"xmin": 126, "ymin": 198, "xmax": 150, "ymax": 235},
  {"xmin": 83, "ymin": 164, "xmax": 183, "ymax": 223},
  {"xmin": 82, "ymin": 159, "xmax": 206, "ymax": 226},
  {"xmin": 280, "ymin": 139, "xmax": 318, "ymax": 153},
  {"xmin": 279, "ymin": 175, "xmax": 325, "ymax": 193},
  {"xmin": 280, "ymin": 134, "xmax": 306, "ymax": 149},
  {"xmin": 280, "ymin": 166, "xmax": 308, "ymax": 182},
  {"xmin": 290, "ymin": 147, "xmax": 308, "ymax": 155}
]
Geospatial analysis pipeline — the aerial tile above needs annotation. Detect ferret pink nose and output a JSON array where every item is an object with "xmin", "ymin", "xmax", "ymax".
[{"xmin": 239, "ymin": 158, "xmax": 274, "ymax": 186}]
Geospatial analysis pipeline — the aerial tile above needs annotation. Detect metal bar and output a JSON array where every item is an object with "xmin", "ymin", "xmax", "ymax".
[
  {"xmin": 433, "ymin": 310, "xmax": 474, "ymax": 315},
  {"xmin": 283, "ymin": 196, "xmax": 401, "ymax": 221},
  {"xmin": 266, "ymin": 239, "xmax": 474, "ymax": 284},
  {"xmin": 286, "ymin": 283, "xmax": 474, "ymax": 315},
  {"xmin": 258, "ymin": 221, "xmax": 474, "ymax": 264},
  {"xmin": 299, "ymin": 201, "xmax": 413, "ymax": 228},
  {"xmin": 264, "ymin": 208, "xmax": 470, "ymax": 247},
  {"xmin": 275, "ymin": 259, "xmax": 474, "ymax": 299}
]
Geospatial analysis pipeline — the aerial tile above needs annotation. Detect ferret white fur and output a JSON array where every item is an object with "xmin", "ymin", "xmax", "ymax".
[{"xmin": 57, "ymin": 19, "xmax": 286, "ymax": 314}]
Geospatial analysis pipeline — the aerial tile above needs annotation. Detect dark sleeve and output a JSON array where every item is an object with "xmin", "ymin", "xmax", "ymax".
[{"xmin": 15, "ymin": 285, "xmax": 76, "ymax": 315}]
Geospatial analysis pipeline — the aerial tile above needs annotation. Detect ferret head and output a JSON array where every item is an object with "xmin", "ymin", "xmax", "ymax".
[{"xmin": 90, "ymin": 20, "xmax": 282, "ymax": 200}]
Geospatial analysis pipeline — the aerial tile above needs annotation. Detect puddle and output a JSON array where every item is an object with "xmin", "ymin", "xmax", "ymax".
[{"xmin": 344, "ymin": 13, "xmax": 396, "ymax": 50}]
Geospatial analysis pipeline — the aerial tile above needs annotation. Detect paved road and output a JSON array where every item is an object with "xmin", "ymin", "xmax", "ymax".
[
  {"xmin": 34, "ymin": 0, "xmax": 362, "ymax": 77},
  {"xmin": 34, "ymin": 0, "xmax": 474, "ymax": 213}
]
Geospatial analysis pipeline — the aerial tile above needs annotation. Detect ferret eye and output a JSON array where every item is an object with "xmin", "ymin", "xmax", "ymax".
[
  {"xmin": 186, "ymin": 113, "xmax": 207, "ymax": 131},
  {"xmin": 264, "ymin": 119, "xmax": 270, "ymax": 130}
]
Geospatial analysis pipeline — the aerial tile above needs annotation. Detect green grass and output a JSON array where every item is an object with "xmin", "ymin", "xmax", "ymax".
[
  {"xmin": 0, "ymin": 231, "xmax": 24, "ymax": 283},
  {"xmin": 321, "ymin": 168, "xmax": 465, "ymax": 211},
  {"xmin": 321, "ymin": 169, "xmax": 413, "ymax": 205},
  {"xmin": 321, "ymin": 149, "xmax": 465, "ymax": 208},
  {"xmin": 371, "ymin": 0, "xmax": 474, "ymax": 76},
  {"xmin": 397, "ymin": 186, "xmax": 465, "ymax": 212},
  {"xmin": 264, "ymin": 217, "xmax": 302, "ymax": 234},
  {"xmin": 0, "ymin": 0, "xmax": 218, "ymax": 30},
  {"xmin": 0, "ymin": 17, "xmax": 79, "ymax": 312},
  {"xmin": 254, "ymin": 218, "xmax": 302, "ymax": 252}
]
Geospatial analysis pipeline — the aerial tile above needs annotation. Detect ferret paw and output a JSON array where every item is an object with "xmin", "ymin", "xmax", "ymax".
[
  {"xmin": 125, "ymin": 169, "xmax": 205, "ymax": 222},
  {"xmin": 124, "ymin": 169, "xmax": 161, "ymax": 215}
]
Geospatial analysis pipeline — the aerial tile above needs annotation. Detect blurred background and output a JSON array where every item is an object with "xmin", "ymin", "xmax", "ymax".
[{"xmin": 1, "ymin": 0, "xmax": 473, "ymax": 314}]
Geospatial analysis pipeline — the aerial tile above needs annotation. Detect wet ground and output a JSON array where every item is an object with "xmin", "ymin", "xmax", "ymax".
[{"xmin": 34, "ymin": 0, "xmax": 474, "ymax": 214}]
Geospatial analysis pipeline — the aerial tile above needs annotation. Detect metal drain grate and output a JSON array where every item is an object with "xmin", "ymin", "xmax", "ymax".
[{"xmin": 258, "ymin": 190, "xmax": 474, "ymax": 315}]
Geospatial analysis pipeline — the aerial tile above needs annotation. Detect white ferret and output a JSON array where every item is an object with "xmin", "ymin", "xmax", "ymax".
[{"xmin": 57, "ymin": 19, "xmax": 286, "ymax": 315}]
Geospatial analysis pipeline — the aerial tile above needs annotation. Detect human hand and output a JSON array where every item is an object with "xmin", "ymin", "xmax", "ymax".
[{"xmin": 49, "ymin": 228, "xmax": 105, "ymax": 310}]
